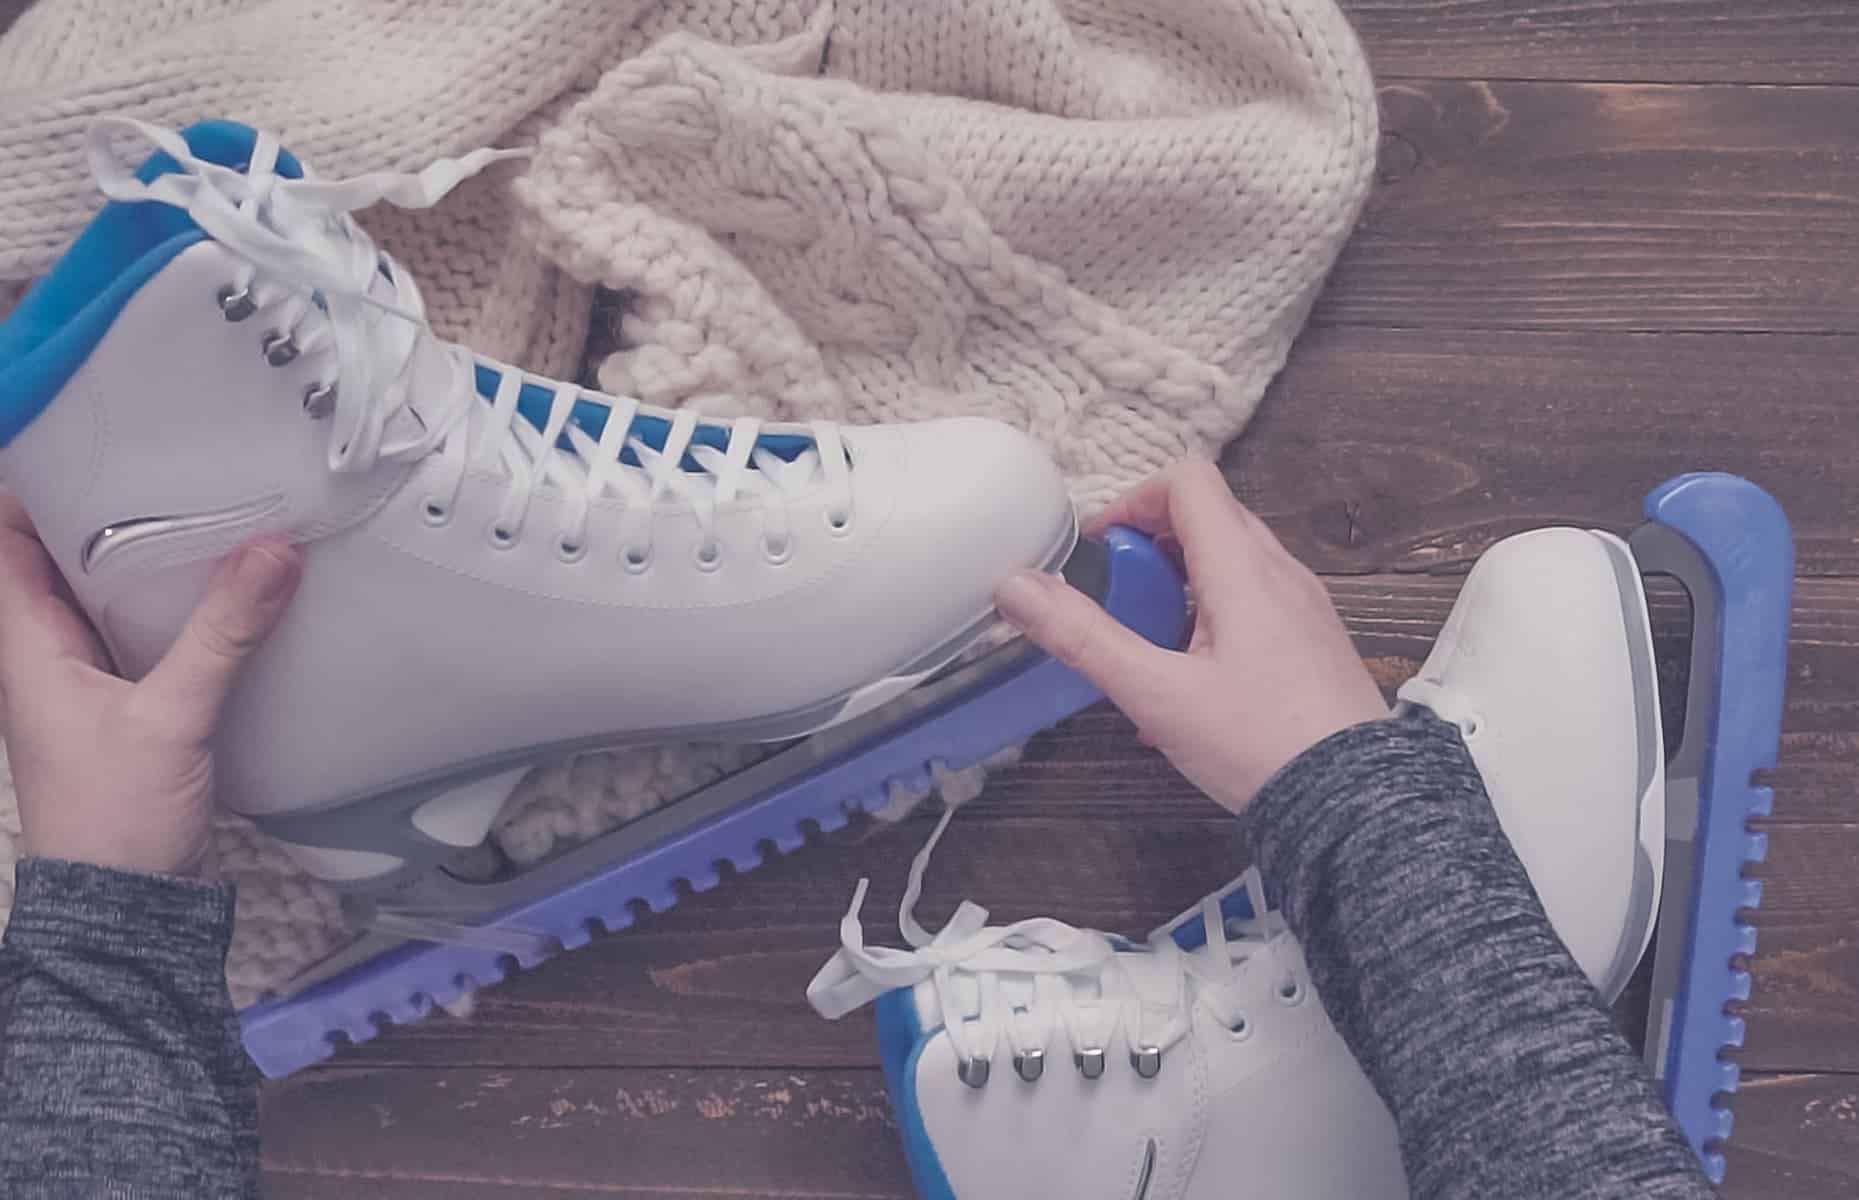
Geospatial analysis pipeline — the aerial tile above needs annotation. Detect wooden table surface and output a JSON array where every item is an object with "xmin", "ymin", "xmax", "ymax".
[{"xmin": 5, "ymin": 1, "xmax": 1856, "ymax": 1196}]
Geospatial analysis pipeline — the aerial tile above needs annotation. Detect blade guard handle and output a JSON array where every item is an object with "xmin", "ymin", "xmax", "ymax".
[{"xmin": 1638, "ymin": 473, "xmax": 1792, "ymax": 1182}]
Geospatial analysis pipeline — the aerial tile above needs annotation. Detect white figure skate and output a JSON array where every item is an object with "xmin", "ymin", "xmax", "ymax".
[
  {"xmin": 0, "ymin": 118, "xmax": 1078, "ymax": 885},
  {"xmin": 808, "ymin": 812, "xmax": 1410, "ymax": 1200},
  {"xmin": 1398, "ymin": 526, "xmax": 1666, "ymax": 1002},
  {"xmin": 807, "ymin": 524, "xmax": 1674, "ymax": 1198},
  {"xmin": 0, "ymin": 118, "xmax": 1202, "ymax": 1078}
]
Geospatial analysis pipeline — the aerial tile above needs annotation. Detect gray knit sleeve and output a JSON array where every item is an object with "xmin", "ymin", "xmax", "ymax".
[
  {"xmin": 1249, "ymin": 713, "xmax": 1714, "ymax": 1199},
  {"xmin": 0, "ymin": 857, "xmax": 259, "ymax": 1199}
]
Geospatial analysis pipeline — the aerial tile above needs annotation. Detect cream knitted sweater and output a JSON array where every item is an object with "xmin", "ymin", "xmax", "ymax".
[{"xmin": 0, "ymin": 0, "xmax": 1376, "ymax": 1002}]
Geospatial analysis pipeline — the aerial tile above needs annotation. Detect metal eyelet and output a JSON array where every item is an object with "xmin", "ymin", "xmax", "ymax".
[
  {"xmin": 1131, "ymin": 1046, "xmax": 1163, "ymax": 1079},
  {"xmin": 218, "ymin": 285, "xmax": 256, "ymax": 322},
  {"xmin": 302, "ymin": 382, "xmax": 336, "ymax": 419},
  {"xmin": 262, "ymin": 331, "xmax": 300, "ymax": 366},
  {"xmin": 762, "ymin": 534, "xmax": 794, "ymax": 565},
  {"xmin": 487, "ymin": 522, "xmax": 518, "ymax": 551},
  {"xmin": 623, "ymin": 544, "xmax": 654, "ymax": 574},
  {"xmin": 1458, "ymin": 715, "xmax": 1483, "ymax": 739},
  {"xmin": 1074, "ymin": 1047, "xmax": 1106, "ymax": 1080},
  {"xmin": 693, "ymin": 539, "xmax": 723, "ymax": 572},
  {"xmin": 1277, "ymin": 979, "xmax": 1306, "ymax": 1007},
  {"xmin": 823, "ymin": 507, "xmax": 854, "ymax": 536},
  {"xmin": 1013, "ymin": 1048, "xmax": 1044, "ymax": 1082},
  {"xmin": 556, "ymin": 535, "xmax": 589, "ymax": 564},
  {"xmin": 421, "ymin": 497, "xmax": 453, "ymax": 527},
  {"xmin": 1227, "ymin": 1013, "xmax": 1253, "ymax": 1042},
  {"xmin": 957, "ymin": 1056, "xmax": 990, "ymax": 1089}
]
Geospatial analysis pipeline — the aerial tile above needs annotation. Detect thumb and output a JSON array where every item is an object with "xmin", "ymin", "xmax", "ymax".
[
  {"xmin": 142, "ymin": 536, "xmax": 301, "ymax": 739},
  {"xmin": 995, "ymin": 569, "xmax": 1182, "ymax": 722}
]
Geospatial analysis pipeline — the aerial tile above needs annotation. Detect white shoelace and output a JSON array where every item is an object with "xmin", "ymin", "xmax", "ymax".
[
  {"xmin": 807, "ymin": 807, "xmax": 1305, "ymax": 1082},
  {"xmin": 86, "ymin": 118, "xmax": 852, "ymax": 562}
]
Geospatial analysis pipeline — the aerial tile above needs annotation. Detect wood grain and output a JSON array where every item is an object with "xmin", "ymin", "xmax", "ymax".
[
  {"xmin": 1342, "ymin": 1, "xmax": 1859, "ymax": 86},
  {"xmin": 261, "ymin": 1068, "xmax": 910, "ymax": 1199},
  {"xmin": 1235, "ymin": 327, "xmax": 1859, "ymax": 575},
  {"xmin": 1727, "ymin": 1073, "xmax": 1859, "ymax": 1198},
  {"xmin": 1326, "ymin": 81, "xmax": 1859, "ymax": 332},
  {"xmin": 259, "ymin": 1066, "xmax": 1859, "ymax": 1199}
]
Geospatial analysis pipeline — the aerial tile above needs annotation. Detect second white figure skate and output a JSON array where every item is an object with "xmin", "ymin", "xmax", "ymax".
[
  {"xmin": 0, "ymin": 118, "xmax": 1078, "ymax": 885},
  {"xmin": 807, "ymin": 523, "xmax": 1668, "ymax": 1198}
]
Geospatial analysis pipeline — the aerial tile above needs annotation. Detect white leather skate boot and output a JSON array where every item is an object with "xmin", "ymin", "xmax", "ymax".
[
  {"xmin": 803, "ymin": 527, "xmax": 1664, "ymax": 1199},
  {"xmin": 1397, "ymin": 527, "xmax": 1665, "ymax": 1001},
  {"xmin": 807, "ymin": 814, "xmax": 1409, "ymax": 1200},
  {"xmin": 0, "ymin": 119, "xmax": 1075, "ymax": 883}
]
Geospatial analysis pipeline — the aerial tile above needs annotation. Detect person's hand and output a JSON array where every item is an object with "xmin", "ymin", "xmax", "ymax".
[
  {"xmin": 0, "ymin": 493, "xmax": 301, "ymax": 876},
  {"xmin": 995, "ymin": 460, "xmax": 1388, "ymax": 816}
]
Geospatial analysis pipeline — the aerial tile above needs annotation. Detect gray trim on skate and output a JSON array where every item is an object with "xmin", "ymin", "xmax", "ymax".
[
  {"xmin": 1593, "ymin": 527, "xmax": 1671, "ymax": 1000},
  {"xmin": 1629, "ymin": 520, "xmax": 1720, "ymax": 1083},
  {"xmin": 253, "ymin": 516, "xmax": 1087, "ymax": 885}
]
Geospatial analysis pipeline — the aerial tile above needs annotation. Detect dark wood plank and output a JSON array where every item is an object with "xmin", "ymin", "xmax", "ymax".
[
  {"xmin": 1234, "ymin": 327, "xmax": 1859, "ymax": 576},
  {"xmin": 1325, "ymin": 82, "xmax": 1859, "ymax": 332},
  {"xmin": 1740, "ymin": 889, "xmax": 1859, "ymax": 1075},
  {"xmin": 1343, "ymin": 1, "xmax": 1859, "ymax": 86},
  {"xmin": 260, "ymin": 1066, "xmax": 1859, "ymax": 1198},
  {"xmin": 1726, "ymin": 1073, "xmax": 1859, "ymax": 1199},
  {"xmin": 262, "ymin": 1068, "xmax": 911, "ymax": 1199}
]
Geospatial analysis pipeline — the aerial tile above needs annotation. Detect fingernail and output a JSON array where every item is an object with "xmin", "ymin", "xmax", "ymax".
[
  {"xmin": 235, "ymin": 543, "xmax": 296, "ymax": 605},
  {"xmin": 995, "ymin": 570, "xmax": 1051, "ymax": 629}
]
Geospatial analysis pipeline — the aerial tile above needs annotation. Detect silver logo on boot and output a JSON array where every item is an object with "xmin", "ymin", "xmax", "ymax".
[{"xmin": 82, "ymin": 494, "xmax": 285, "ymax": 573}]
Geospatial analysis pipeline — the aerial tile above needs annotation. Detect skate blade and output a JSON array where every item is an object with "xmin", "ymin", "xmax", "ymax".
[
  {"xmin": 1629, "ymin": 473, "xmax": 1791, "ymax": 1185},
  {"xmin": 239, "ymin": 527, "xmax": 1188, "ymax": 1078}
]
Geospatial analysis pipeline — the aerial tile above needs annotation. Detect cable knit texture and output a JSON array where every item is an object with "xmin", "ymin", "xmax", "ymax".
[{"xmin": 0, "ymin": 0, "xmax": 1376, "ymax": 1003}]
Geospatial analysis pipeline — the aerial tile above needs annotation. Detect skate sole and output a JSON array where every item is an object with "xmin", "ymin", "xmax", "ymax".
[{"xmin": 238, "ymin": 526, "xmax": 1187, "ymax": 1078}]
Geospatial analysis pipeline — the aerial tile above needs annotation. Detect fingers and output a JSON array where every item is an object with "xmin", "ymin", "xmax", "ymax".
[
  {"xmin": 996, "ymin": 568, "xmax": 1185, "ymax": 726},
  {"xmin": 1087, "ymin": 460, "xmax": 1259, "ymax": 591},
  {"xmin": 140, "ymin": 536, "xmax": 302, "ymax": 740}
]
